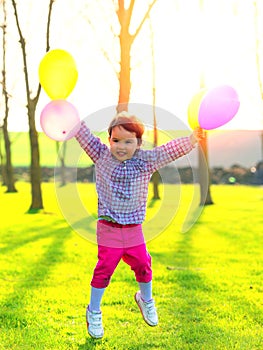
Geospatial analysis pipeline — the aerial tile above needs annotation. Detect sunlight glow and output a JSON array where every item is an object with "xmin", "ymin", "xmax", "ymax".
[
  {"xmin": 148, "ymin": 0, "xmax": 263, "ymax": 130},
  {"xmin": 1, "ymin": 0, "xmax": 263, "ymax": 131}
]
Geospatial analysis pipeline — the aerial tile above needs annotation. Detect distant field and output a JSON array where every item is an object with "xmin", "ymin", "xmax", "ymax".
[
  {"xmin": 5, "ymin": 129, "xmax": 263, "ymax": 170},
  {"xmin": 8, "ymin": 132, "xmax": 92, "ymax": 167},
  {"xmin": 8, "ymin": 130, "xmax": 190, "ymax": 168}
]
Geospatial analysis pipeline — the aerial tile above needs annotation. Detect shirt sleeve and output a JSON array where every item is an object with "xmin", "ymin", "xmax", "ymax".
[
  {"xmin": 141, "ymin": 137, "xmax": 195, "ymax": 172},
  {"xmin": 75, "ymin": 121, "xmax": 107, "ymax": 163}
]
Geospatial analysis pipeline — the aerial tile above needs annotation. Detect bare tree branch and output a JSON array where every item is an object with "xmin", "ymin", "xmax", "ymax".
[
  {"xmin": 87, "ymin": 16, "xmax": 118, "ymax": 73},
  {"xmin": 46, "ymin": 0, "xmax": 55, "ymax": 52},
  {"xmin": 34, "ymin": 0, "xmax": 55, "ymax": 104},
  {"xmin": 117, "ymin": 0, "xmax": 124, "ymax": 22},
  {"xmin": 131, "ymin": 0, "xmax": 157, "ymax": 43},
  {"xmin": 11, "ymin": 0, "xmax": 30, "ymax": 102}
]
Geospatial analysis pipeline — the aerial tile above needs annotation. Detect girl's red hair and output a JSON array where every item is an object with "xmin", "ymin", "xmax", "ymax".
[{"xmin": 108, "ymin": 112, "xmax": 144, "ymax": 145}]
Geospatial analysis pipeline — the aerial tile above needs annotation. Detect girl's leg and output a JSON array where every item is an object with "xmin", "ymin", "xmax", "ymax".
[
  {"xmin": 122, "ymin": 243, "xmax": 153, "ymax": 301},
  {"xmin": 122, "ymin": 243, "xmax": 152, "ymax": 284},
  {"xmin": 123, "ymin": 244, "xmax": 158, "ymax": 326},
  {"xmin": 89, "ymin": 245, "xmax": 123, "ymax": 311}
]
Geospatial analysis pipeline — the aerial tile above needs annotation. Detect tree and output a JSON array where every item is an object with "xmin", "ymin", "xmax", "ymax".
[
  {"xmin": 85, "ymin": 0, "xmax": 159, "ymax": 196},
  {"xmin": 198, "ymin": 0, "xmax": 213, "ymax": 206},
  {"xmin": 115, "ymin": 1, "xmax": 161, "ymax": 198},
  {"xmin": 149, "ymin": 13, "xmax": 160, "ymax": 199},
  {"xmin": 10, "ymin": 0, "xmax": 55, "ymax": 211},
  {"xmin": 0, "ymin": 0, "xmax": 17, "ymax": 192},
  {"xmin": 253, "ymin": 0, "xmax": 263, "ymax": 160}
]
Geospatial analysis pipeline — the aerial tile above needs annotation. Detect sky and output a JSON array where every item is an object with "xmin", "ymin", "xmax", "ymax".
[{"xmin": 1, "ymin": 0, "xmax": 263, "ymax": 133}]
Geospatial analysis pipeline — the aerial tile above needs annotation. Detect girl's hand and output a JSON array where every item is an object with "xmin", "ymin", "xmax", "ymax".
[{"xmin": 190, "ymin": 127, "xmax": 205, "ymax": 145}]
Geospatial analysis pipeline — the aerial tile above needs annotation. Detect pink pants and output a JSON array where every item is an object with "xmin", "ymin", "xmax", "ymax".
[{"xmin": 91, "ymin": 220, "xmax": 152, "ymax": 288}]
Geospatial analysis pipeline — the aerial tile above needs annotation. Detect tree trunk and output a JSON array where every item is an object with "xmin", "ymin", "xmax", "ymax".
[
  {"xmin": 198, "ymin": 133, "xmax": 213, "ymax": 205},
  {"xmin": 28, "ymin": 104, "xmax": 43, "ymax": 211},
  {"xmin": 0, "ymin": 130, "xmax": 8, "ymax": 186},
  {"xmin": 1, "ymin": 0, "xmax": 17, "ymax": 193},
  {"xmin": 149, "ymin": 17, "xmax": 160, "ymax": 200},
  {"xmin": 117, "ymin": 3, "xmax": 132, "ymax": 112},
  {"xmin": 118, "ymin": 32, "xmax": 131, "ymax": 108},
  {"xmin": 152, "ymin": 171, "xmax": 161, "ymax": 199},
  {"xmin": 152, "ymin": 101, "xmax": 160, "ymax": 199},
  {"xmin": 56, "ymin": 141, "xmax": 67, "ymax": 187},
  {"xmin": 3, "ymin": 122, "xmax": 17, "ymax": 193},
  {"xmin": 116, "ymin": 0, "xmax": 157, "ymax": 112}
]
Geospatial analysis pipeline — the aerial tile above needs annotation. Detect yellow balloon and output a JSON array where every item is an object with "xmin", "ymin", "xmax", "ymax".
[
  {"xmin": 39, "ymin": 49, "xmax": 78, "ymax": 99},
  {"xmin": 187, "ymin": 88, "xmax": 207, "ymax": 129}
]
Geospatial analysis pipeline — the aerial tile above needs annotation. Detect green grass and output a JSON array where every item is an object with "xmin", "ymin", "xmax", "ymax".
[{"xmin": 1, "ymin": 183, "xmax": 263, "ymax": 349}]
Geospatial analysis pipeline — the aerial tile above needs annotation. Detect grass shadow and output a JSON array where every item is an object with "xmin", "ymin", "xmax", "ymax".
[
  {"xmin": 0, "ymin": 225, "xmax": 72, "ymax": 328},
  {"xmin": 0, "ymin": 219, "xmax": 67, "ymax": 255},
  {"xmin": 147, "ymin": 197, "xmax": 160, "ymax": 209},
  {"xmin": 78, "ymin": 337, "xmax": 103, "ymax": 349},
  {"xmin": 150, "ymin": 222, "xmax": 224, "ymax": 346}
]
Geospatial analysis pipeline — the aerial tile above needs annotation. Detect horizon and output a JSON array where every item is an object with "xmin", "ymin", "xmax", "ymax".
[{"xmin": 7, "ymin": 129, "xmax": 262, "ymax": 169}]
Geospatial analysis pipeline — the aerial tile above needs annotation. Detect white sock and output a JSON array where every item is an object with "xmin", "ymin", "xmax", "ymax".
[
  {"xmin": 139, "ymin": 281, "xmax": 152, "ymax": 302},
  {"xmin": 89, "ymin": 287, "xmax": 105, "ymax": 312}
]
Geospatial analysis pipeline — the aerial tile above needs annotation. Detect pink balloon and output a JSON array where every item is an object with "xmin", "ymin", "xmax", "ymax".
[
  {"xmin": 40, "ymin": 100, "xmax": 80, "ymax": 141},
  {"xmin": 198, "ymin": 85, "xmax": 240, "ymax": 130}
]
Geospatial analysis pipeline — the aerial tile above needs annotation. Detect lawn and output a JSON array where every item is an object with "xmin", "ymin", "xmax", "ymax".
[{"xmin": 0, "ymin": 182, "xmax": 263, "ymax": 349}]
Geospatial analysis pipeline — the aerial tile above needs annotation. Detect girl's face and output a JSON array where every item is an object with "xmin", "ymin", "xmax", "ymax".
[{"xmin": 109, "ymin": 126, "xmax": 140, "ymax": 162}]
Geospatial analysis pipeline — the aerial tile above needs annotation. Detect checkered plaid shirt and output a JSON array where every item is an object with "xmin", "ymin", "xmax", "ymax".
[{"xmin": 75, "ymin": 122, "xmax": 194, "ymax": 224}]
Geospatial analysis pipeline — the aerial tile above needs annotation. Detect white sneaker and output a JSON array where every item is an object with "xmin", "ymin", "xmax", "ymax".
[
  {"xmin": 134, "ymin": 291, "xmax": 158, "ymax": 326},
  {"xmin": 86, "ymin": 307, "xmax": 104, "ymax": 339}
]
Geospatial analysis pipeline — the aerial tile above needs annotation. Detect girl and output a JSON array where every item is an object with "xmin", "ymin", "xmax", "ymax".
[{"xmin": 75, "ymin": 111, "xmax": 203, "ymax": 338}]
